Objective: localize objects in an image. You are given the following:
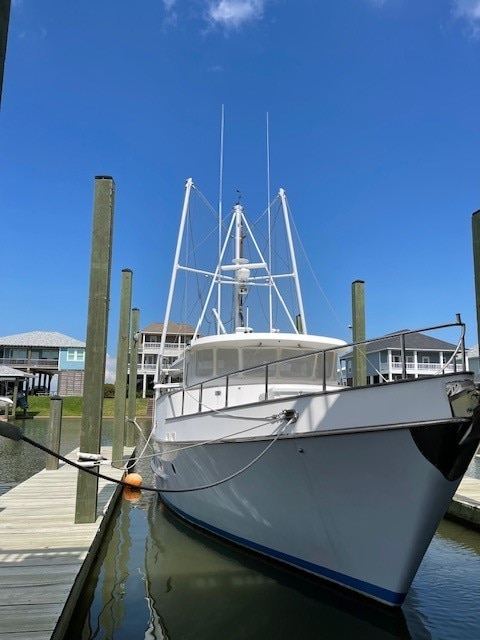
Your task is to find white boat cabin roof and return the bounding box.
[185,332,346,352]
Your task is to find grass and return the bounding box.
[19,396,149,418]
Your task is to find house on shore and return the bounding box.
[0,331,86,396]
[340,331,460,386]
[466,345,480,384]
[134,322,195,397]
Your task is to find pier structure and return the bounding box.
[447,470,480,530]
[0,446,133,639]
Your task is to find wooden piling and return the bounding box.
[75,176,115,524]
[46,396,63,470]
[126,307,140,447]
[471,210,480,348]
[352,280,366,387]
[112,269,133,468]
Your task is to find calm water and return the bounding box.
[2,419,480,639]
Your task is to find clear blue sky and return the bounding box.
[1,0,480,362]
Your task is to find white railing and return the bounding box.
[380,362,456,374]
[141,341,185,353]
[139,363,157,371]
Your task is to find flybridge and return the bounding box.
[157,179,309,375]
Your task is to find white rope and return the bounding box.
[129,411,289,463]
[152,413,296,493]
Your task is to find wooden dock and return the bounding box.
[0,447,132,640]
[448,472,480,530]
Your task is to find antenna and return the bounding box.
[217,104,225,334]
[266,112,273,332]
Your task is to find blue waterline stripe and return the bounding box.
[161,495,405,606]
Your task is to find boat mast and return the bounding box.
[266,112,273,332]
[233,202,249,331]
[217,105,225,335]
[156,178,194,382]
[279,188,307,334]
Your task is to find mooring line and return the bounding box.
[0,409,297,494]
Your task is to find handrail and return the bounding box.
[160,319,467,413]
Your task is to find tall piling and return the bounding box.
[75,176,115,524]
[352,280,366,387]
[126,307,140,447]
[112,269,133,468]
[472,210,480,348]
[46,396,63,470]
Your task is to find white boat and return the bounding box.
[151,178,480,606]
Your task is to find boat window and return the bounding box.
[195,349,214,379]
[279,349,314,379]
[314,352,336,381]
[243,348,278,377]
[216,348,239,376]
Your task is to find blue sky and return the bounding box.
[1,0,480,365]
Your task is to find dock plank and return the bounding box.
[0,447,133,640]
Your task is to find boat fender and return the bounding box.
[124,473,143,487]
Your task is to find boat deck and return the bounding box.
[0,447,132,640]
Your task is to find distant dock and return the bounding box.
[447,463,480,530]
[0,447,132,640]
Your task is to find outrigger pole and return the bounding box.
[156,178,194,383]
[279,188,307,334]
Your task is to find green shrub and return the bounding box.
[104,384,115,398]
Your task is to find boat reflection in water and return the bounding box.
[144,501,412,640]
[70,484,413,640]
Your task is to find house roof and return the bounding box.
[343,331,457,358]
[0,365,34,379]
[0,331,85,348]
[141,322,196,335]
[467,345,479,358]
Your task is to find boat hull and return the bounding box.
[152,374,480,606]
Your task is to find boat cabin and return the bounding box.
[169,333,345,388]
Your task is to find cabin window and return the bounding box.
[216,349,239,376]
[243,348,278,377]
[314,353,337,381]
[279,349,314,379]
[195,349,214,378]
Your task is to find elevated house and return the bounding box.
[0,331,86,396]
[340,331,460,386]
[466,345,480,384]
[134,322,195,397]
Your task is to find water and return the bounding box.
[2,419,480,639]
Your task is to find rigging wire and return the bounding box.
[288,209,349,338]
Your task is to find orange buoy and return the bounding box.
[124,472,143,487]
[123,486,141,502]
